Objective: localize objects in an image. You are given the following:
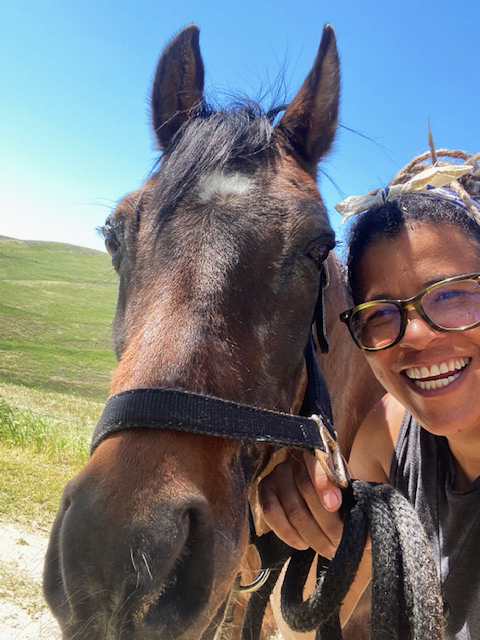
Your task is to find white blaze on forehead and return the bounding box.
[198,170,253,203]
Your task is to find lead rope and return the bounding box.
[242,480,444,640]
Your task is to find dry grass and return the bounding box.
[0,563,46,618]
[0,383,100,527]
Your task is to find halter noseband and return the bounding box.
[90,264,348,489]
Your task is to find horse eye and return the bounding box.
[104,232,120,257]
[308,243,332,267]
[105,236,119,257]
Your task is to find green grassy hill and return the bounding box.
[0,236,118,401]
[0,236,119,526]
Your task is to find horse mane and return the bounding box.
[151,101,283,220]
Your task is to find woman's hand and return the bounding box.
[257,451,344,557]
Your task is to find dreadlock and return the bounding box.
[346,147,480,303]
[391,148,480,213]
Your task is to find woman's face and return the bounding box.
[358,222,480,440]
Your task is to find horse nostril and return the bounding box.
[142,500,215,635]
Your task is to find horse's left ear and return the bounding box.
[277,25,340,167]
[152,24,205,150]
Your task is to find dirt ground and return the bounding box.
[0,520,61,639]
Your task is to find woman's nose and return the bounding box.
[399,309,441,349]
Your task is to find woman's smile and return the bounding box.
[402,356,471,391]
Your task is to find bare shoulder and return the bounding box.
[348,393,405,483]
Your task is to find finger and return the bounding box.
[296,453,344,549]
[258,458,335,552]
[258,456,341,556]
[259,479,338,556]
[258,480,309,550]
[303,452,343,511]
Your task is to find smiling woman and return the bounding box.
[259,149,480,640]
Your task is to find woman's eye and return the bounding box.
[367,307,398,326]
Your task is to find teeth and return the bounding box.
[413,371,461,390]
[405,358,471,382]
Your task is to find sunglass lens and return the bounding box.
[423,280,480,329]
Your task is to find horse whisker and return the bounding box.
[129,547,138,572]
[141,552,154,582]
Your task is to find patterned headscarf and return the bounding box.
[336,148,480,225]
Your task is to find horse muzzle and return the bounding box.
[43,435,242,640]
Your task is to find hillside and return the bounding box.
[0,236,118,401]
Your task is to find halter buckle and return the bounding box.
[311,414,350,489]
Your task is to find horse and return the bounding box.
[43,24,381,640]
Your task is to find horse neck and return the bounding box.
[318,254,384,457]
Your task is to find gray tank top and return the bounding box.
[390,413,480,640]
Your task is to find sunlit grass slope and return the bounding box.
[0,382,103,526]
[0,236,117,400]
[0,236,118,525]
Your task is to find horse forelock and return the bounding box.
[149,103,280,222]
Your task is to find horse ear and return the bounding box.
[152,25,205,149]
[277,24,340,167]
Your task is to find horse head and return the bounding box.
[44,24,340,640]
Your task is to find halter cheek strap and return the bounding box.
[315,262,330,355]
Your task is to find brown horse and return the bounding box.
[44,25,381,640]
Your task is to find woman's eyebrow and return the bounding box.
[364,275,463,303]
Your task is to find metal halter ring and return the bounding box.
[238,568,271,593]
[311,414,350,489]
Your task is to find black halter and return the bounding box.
[91,264,347,486]
[91,380,331,455]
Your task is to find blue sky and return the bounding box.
[1,1,479,252]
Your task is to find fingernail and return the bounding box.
[293,541,309,551]
[323,489,340,510]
